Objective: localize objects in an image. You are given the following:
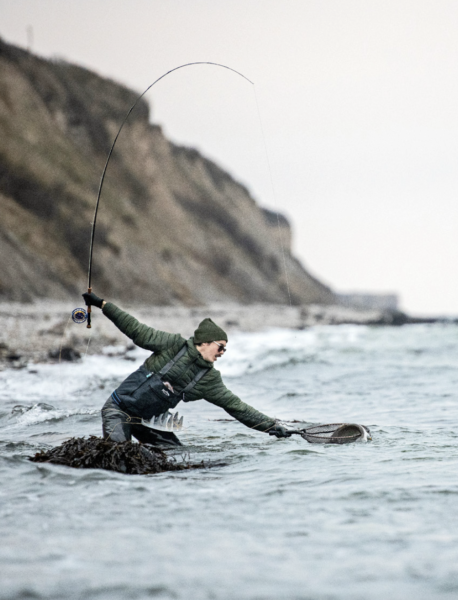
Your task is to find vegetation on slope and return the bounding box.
[0,38,334,305]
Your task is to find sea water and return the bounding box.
[1,323,458,600]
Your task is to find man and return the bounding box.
[83,292,290,446]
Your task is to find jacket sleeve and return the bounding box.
[102,302,184,352]
[202,370,276,432]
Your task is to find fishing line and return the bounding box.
[58,310,91,401]
[252,86,293,307]
[82,61,294,327]
[83,332,92,359]
[58,315,72,401]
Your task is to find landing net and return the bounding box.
[299,423,371,444]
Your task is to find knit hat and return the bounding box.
[194,318,228,344]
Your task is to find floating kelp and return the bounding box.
[29,436,202,475]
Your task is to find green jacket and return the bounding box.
[103,302,276,432]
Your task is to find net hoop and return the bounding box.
[301,423,371,444]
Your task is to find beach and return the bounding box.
[0,299,416,369]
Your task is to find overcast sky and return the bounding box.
[2,0,457,315]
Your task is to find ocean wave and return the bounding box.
[6,403,98,428]
[218,325,367,377]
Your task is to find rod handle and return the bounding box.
[86,287,92,329]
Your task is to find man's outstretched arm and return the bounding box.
[82,292,183,352]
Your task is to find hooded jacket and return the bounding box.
[102,302,276,432]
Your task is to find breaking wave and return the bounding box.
[6,403,98,428]
[218,325,367,377]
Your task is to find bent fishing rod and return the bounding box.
[84,62,254,328]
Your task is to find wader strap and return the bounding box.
[180,368,209,396]
[154,343,208,396]
[172,355,198,381]
[158,344,188,377]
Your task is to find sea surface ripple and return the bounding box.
[1,323,458,600]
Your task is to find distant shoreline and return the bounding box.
[0,300,454,370]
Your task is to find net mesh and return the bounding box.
[300,423,369,444]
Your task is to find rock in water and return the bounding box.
[29,436,199,475]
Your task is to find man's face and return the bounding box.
[197,340,227,363]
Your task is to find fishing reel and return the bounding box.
[72,308,88,324]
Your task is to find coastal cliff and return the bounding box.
[0,39,335,306]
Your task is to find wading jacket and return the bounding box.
[103,302,276,432]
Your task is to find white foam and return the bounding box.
[217,325,367,377]
[6,403,98,429]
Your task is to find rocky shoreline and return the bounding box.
[0,299,450,370]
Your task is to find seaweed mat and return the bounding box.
[29,436,203,475]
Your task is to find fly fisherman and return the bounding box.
[83,292,291,446]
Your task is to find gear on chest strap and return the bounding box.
[157,344,209,397]
[111,342,210,420]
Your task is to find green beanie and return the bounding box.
[194,318,228,344]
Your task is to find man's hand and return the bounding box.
[268,422,292,438]
[82,291,104,309]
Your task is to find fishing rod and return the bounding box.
[83,62,254,328]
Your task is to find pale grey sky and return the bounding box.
[2,0,457,315]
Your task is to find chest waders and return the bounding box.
[111,344,209,420]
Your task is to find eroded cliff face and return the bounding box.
[0,39,335,305]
